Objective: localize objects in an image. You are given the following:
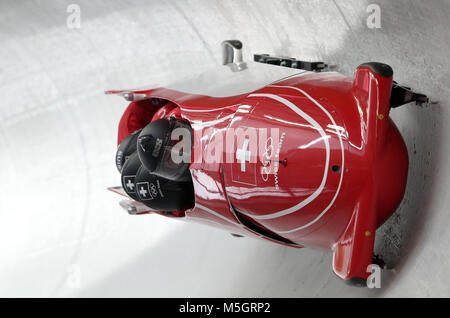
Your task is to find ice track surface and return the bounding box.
[0,0,449,297]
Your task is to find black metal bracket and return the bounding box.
[390,81,429,108]
[254,53,327,72]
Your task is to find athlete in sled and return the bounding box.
[107,40,428,286]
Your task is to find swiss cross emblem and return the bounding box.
[231,132,257,186]
[136,182,154,201]
[236,139,251,172]
[123,176,136,193]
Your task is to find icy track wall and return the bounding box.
[0,0,448,297]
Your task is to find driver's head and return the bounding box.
[137,118,192,182]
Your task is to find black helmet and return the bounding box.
[121,151,195,211]
[120,151,142,202]
[137,118,192,182]
[134,165,194,211]
[115,129,141,172]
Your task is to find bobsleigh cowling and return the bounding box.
[107,41,424,285]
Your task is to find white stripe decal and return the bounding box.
[238,93,330,220]
[180,104,239,113]
[184,83,345,233]
[191,113,235,129]
[272,70,313,83]
[266,85,345,233]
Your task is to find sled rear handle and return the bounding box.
[222,40,243,65]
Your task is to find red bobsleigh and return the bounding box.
[107,41,428,285]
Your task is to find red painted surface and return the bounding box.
[151,102,176,122]
[109,64,408,281]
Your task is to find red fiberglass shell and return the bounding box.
[108,62,408,281]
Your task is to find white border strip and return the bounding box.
[191,113,235,129]
[180,104,239,113]
[184,84,345,233]
[237,93,331,220]
[266,85,345,233]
